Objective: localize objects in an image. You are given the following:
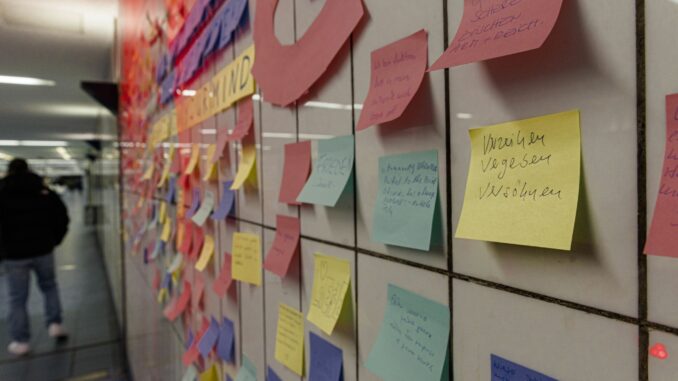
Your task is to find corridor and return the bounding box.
[0,192,127,380]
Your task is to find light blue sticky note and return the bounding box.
[296,135,354,207]
[235,355,257,381]
[491,354,557,381]
[372,150,439,251]
[366,284,450,381]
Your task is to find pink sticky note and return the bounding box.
[213,252,234,297]
[357,30,428,131]
[179,221,194,256]
[193,274,206,312]
[429,0,563,70]
[164,281,192,321]
[279,141,312,205]
[190,227,205,261]
[251,0,364,106]
[212,126,231,164]
[263,215,300,277]
[645,94,678,258]
[229,97,254,141]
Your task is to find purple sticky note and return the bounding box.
[267,367,282,381]
[216,317,235,363]
[491,355,557,381]
[186,188,202,218]
[166,177,176,203]
[211,181,236,220]
[160,273,172,291]
[226,376,233,381]
[309,332,343,381]
[198,317,221,357]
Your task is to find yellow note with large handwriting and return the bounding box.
[185,144,201,175]
[307,253,351,335]
[230,144,257,190]
[274,303,305,376]
[231,232,262,286]
[195,234,215,271]
[456,110,581,250]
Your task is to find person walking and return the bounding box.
[0,158,70,356]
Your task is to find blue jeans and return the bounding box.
[4,254,63,342]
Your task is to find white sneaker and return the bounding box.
[48,323,68,339]
[7,341,30,356]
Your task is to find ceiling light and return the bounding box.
[55,147,72,161]
[181,89,196,97]
[456,113,473,120]
[0,140,20,146]
[201,129,216,135]
[0,75,55,86]
[22,140,68,147]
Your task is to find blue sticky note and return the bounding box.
[267,367,282,381]
[217,0,249,50]
[166,177,176,203]
[372,150,439,251]
[212,181,236,220]
[185,330,194,350]
[366,284,450,381]
[198,317,221,357]
[491,355,557,381]
[309,332,343,381]
[297,135,355,207]
[160,273,172,293]
[227,376,233,381]
[186,188,201,218]
[216,317,235,363]
[235,355,257,381]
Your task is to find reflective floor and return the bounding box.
[0,192,127,380]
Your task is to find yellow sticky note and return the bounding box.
[199,364,219,381]
[203,144,218,181]
[195,234,215,271]
[161,218,172,242]
[307,253,351,335]
[157,288,168,304]
[185,143,201,175]
[456,110,581,250]
[231,232,261,286]
[159,201,167,224]
[230,144,257,190]
[142,164,154,180]
[157,161,171,188]
[274,303,305,376]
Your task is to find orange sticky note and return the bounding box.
[264,215,300,277]
[645,94,678,258]
[279,141,312,205]
[251,0,364,106]
[357,29,428,131]
[430,0,563,70]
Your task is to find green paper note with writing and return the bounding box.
[366,284,450,381]
[296,135,354,207]
[235,355,257,381]
[373,150,439,251]
[455,110,581,250]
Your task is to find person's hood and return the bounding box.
[0,172,46,195]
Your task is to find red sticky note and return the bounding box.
[213,252,234,297]
[179,221,194,256]
[278,141,312,205]
[182,318,210,366]
[251,0,364,106]
[263,215,300,277]
[229,97,254,141]
[164,281,192,321]
[429,0,563,70]
[190,227,205,261]
[645,94,678,258]
[357,30,428,131]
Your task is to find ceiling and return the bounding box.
[0,0,118,162]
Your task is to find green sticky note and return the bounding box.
[373,150,439,250]
[296,135,354,207]
[235,355,257,381]
[366,284,450,381]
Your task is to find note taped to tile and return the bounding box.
[231,232,262,286]
[491,354,557,381]
[357,29,428,131]
[274,303,305,376]
[297,135,354,207]
[185,143,201,174]
[235,355,257,381]
[430,0,563,70]
[211,181,236,220]
[230,144,257,190]
[307,253,351,335]
[213,252,234,297]
[195,234,215,271]
[455,110,581,250]
[279,141,312,205]
[366,284,450,381]
[216,317,235,363]
[309,331,343,381]
[191,190,215,226]
[645,94,678,258]
[263,215,300,277]
[373,149,439,251]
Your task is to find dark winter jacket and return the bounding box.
[0,172,70,260]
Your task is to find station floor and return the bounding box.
[0,192,127,380]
